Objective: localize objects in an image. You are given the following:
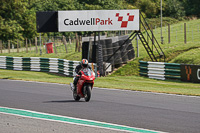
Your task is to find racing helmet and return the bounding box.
[81,59,88,68]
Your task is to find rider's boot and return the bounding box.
[73,84,77,92]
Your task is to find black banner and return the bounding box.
[192,65,200,83]
[181,64,200,83]
[36,11,58,32]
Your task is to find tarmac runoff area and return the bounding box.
[0,113,127,133]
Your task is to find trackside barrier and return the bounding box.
[139,61,181,80]
[0,56,97,77]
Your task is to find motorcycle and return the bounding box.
[70,68,95,102]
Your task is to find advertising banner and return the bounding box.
[181,64,200,83]
[192,65,200,83]
[181,65,193,82]
[58,10,140,32]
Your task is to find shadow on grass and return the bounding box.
[2,77,12,79]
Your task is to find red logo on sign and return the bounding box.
[116,13,134,28]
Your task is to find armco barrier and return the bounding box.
[0,56,97,77]
[139,61,181,80]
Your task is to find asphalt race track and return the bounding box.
[0,79,200,133]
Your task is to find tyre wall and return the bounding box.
[82,35,135,71]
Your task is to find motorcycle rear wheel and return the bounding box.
[84,85,91,102]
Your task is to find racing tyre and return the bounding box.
[84,85,91,102]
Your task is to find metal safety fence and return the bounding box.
[0,56,97,77]
[139,61,181,80]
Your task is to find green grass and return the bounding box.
[0,69,199,96]
[95,76,200,96]
[0,69,71,84]
[170,47,200,65]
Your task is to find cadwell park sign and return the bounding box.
[58,10,139,32]
[36,10,140,32]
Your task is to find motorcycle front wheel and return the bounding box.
[84,85,91,102]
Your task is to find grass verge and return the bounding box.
[0,69,199,96]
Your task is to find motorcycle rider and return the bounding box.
[73,59,92,91]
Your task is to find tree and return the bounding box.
[135,0,160,18]
[181,0,200,17]
[31,0,82,11]
[78,0,124,10]
[164,0,185,19]
[0,0,37,41]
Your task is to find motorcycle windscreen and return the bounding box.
[82,68,92,76]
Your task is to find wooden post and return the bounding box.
[8,40,10,53]
[63,36,67,53]
[0,40,2,53]
[53,39,57,54]
[75,33,79,52]
[168,24,170,44]
[17,39,19,53]
[43,37,47,53]
[184,23,187,44]
[53,37,57,54]
[35,37,38,53]
[23,39,25,52]
[69,37,71,44]
[44,37,47,54]
[29,39,32,51]
[26,38,28,53]
[78,35,81,52]
[19,40,21,50]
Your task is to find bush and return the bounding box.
[146,17,179,28]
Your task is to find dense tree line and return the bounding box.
[0,0,199,42]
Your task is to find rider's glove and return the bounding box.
[76,75,80,77]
